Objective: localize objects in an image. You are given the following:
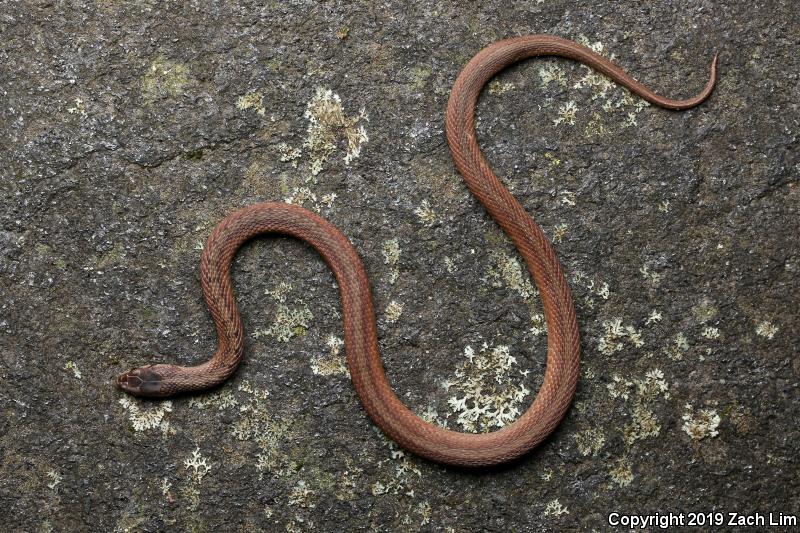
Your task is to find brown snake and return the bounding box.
[117,35,717,467]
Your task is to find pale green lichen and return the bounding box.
[66,97,86,117]
[254,284,314,342]
[118,397,173,434]
[664,332,690,360]
[382,238,401,284]
[560,190,577,206]
[488,249,537,300]
[140,56,190,101]
[445,343,530,432]
[639,263,662,286]
[692,299,719,323]
[646,310,663,325]
[574,428,606,457]
[543,499,569,517]
[64,360,81,379]
[413,199,437,226]
[607,374,634,400]
[539,63,567,87]
[310,335,348,377]
[384,300,404,323]
[288,480,315,508]
[701,326,721,340]
[183,447,212,483]
[552,223,569,243]
[46,470,61,491]
[236,91,266,116]
[277,142,302,164]
[303,87,368,173]
[487,79,516,95]
[597,318,644,356]
[755,320,778,339]
[609,458,634,487]
[682,405,721,440]
[553,101,578,126]
[188,389,239,410]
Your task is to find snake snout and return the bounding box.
[116,366,164,397]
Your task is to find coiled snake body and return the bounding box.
[117,35,717,467]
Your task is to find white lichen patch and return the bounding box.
[446,343,530,432]
[253,302,314,343]
[64,360,81,379]
[288,480,315,508]
[382,238,402,285]
[552,223,569,243]
[230,381,294,478]
[574,428,606,457]
[553,101,578,126]
[46,470,62,490]
[487,79,516,95]
[682,405,721,440]
[607,374,633,400]
[188,389,239,411]
[277,142,302,164]
[413,199,437,226]
[543,499,569,517]
[560,190,577,206]
[372,442,423,498]
[646,310,663,325]
[184,447,212,483]
[539,63,567,87]
[755,320,778,339]
[284,186,317,207]
[639,263,661,286]
[236,91,266,116]
[310,335,348,377]
[609,369,670,445]
[303,87,368,174]
[609,458,634,487]
[66,97,86,117]
[530,312,546,337]
[701,326,721,340]
[488,249,537,300]
[597,318,644,356]
[664,332,690,360]
[384,300,404,323]
[118,397,173,434]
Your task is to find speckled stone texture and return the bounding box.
[1,1,797,531]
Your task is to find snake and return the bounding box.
[117,35,717,467]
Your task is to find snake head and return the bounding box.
[116,366,165,397]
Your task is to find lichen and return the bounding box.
[575,428,606,457]
[755,320,778,339]
[140,56,190,101]
[609,458,634,487]
[118,397,173,434]
[183,447,212,483]
[310,335,348,377]
[487,249,536,300]
[445,343,530,432]
[413,199,437,226]
[682,405,721,440]
[382,238,401,284]
[543,499,569,517]
[236,91,266,116]
[384,301,404,323]
[597,318,644,356]
[303,87,368,173]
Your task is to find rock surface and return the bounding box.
[1,1,797,531]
